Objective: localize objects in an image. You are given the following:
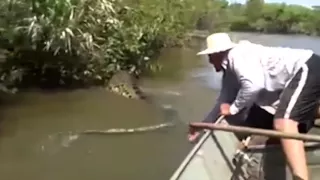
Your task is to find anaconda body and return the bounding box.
[81,122,175,134]
[94,70,177,135]
[106,70,147,100]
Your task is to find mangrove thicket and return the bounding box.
[0,0,319,94]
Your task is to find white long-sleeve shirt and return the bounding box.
[226,41,313,115]
[202,65,279,123]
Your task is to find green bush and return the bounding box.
[0,0,203,91]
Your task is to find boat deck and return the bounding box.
[170,118,320,180]
[233,120,320,180]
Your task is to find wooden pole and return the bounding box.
[215,115,225,124]
[189,122,320,142]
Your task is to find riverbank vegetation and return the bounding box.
[0,0,212,93]
[228,0,320,36]
[197,0,320,36]
[0,0,319,94]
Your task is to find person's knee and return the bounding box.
[273,118,299,132]
[273,118,285,131]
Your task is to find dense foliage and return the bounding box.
[0,0,319,94]
[0,0,213,92]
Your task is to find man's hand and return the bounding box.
[220,103,231,116]
[188,125,202,143]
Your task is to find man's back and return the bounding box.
[228,41,313,91]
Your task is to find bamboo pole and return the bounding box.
[189,122,320,142]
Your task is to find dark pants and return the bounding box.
[244,104,274,130]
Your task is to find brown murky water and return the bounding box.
[1,33,320,180]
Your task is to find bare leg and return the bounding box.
[274,118,309,180]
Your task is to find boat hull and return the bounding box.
[171,120,320,180]
[170,126,242,180]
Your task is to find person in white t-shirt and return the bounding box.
[190,32,320,180]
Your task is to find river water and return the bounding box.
[1,32,320,180]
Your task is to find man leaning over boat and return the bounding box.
[189,32,320,180]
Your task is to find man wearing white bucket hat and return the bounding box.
[190,32,320,180]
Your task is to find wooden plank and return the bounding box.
[190,122,320,142]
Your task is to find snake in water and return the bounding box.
[79,70,178,135]
[39,71,180,152]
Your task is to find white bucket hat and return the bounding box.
[197,33,237,55]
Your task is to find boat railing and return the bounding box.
[170,116,226,180]
[170,130,212,180]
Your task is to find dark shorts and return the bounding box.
[245,104,312,133]
[273,53,320,132]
